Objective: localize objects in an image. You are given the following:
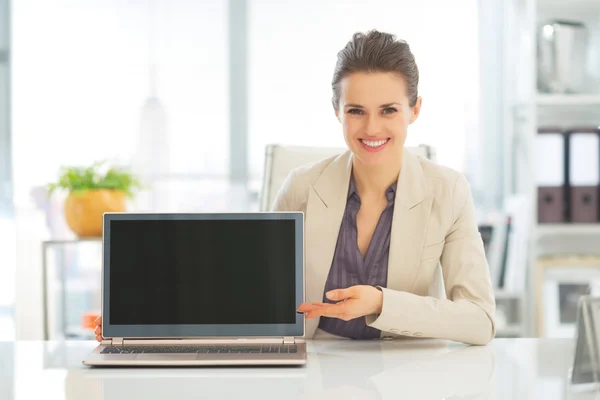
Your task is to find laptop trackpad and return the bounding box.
[135,354,197,361]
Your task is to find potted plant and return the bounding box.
[47,161,142,237]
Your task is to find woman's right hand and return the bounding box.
[94,316,103,342]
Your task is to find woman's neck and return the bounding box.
[352,154,402,199]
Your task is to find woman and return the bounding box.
[95,30,495,345]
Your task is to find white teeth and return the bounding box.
[361,139,388,148]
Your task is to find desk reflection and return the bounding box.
[304,340,494,399]
[62,340,495,400]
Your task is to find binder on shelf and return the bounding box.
[536,128,567,223]
[567,128,600,223]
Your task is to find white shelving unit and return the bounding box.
[537,224,600,237]
[504,0,600,338]
[536,94,600,106]
[499,325,525,336]
[539,0,600,12]
[495,289,528,338]
[495,290,526,300]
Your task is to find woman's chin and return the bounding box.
[352,152,391,168]
[351,147,400,167]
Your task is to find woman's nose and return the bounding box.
[364,115,383,136]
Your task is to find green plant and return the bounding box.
[47,161,143,198]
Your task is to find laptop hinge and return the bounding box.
[111,338,124,346]
[283,336,295,344]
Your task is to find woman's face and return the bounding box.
[335,72,421,168]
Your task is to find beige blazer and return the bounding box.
[272,149,496,345]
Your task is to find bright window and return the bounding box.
[11,0,229,211]
[248,0,479,178]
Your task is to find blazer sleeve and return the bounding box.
[366,174,496,345]
[270,170,297,212]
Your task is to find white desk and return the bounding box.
[0,339,597,399]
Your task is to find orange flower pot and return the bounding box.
[64,189,126,237]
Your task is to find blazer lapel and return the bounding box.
[387,150,433,293]
[304,151,352,337]
[303,149,432,338]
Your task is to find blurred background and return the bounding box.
[0,0,599,347]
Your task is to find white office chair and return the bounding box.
[258,143,446,301]
[259,144,436,212]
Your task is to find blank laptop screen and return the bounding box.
[108,219,296,325]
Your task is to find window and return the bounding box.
[248,0,480,181]
[11,0,229,213]
[11,0,231,341]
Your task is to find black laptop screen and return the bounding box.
[108,219,296,325]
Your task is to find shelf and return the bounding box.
[538,0,600,12]
[496,325,523,337]
[536,255,600,267]
[537,224,600,237]
[537,94,600,106]
[495,290,525,300]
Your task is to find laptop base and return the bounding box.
[83,343,307,367]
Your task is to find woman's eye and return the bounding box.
[382,107,397,115]
[347,108,364,115]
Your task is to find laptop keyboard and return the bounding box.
[101,344,298,355]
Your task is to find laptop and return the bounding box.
[83,212,307,367]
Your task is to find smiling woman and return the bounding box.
[273,30,496,345]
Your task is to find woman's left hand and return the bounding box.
[297,285,383,321]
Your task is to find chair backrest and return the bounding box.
[259,144,436,212]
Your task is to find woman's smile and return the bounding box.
[358,138,390,152]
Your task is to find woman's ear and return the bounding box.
[409,96,422,125]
